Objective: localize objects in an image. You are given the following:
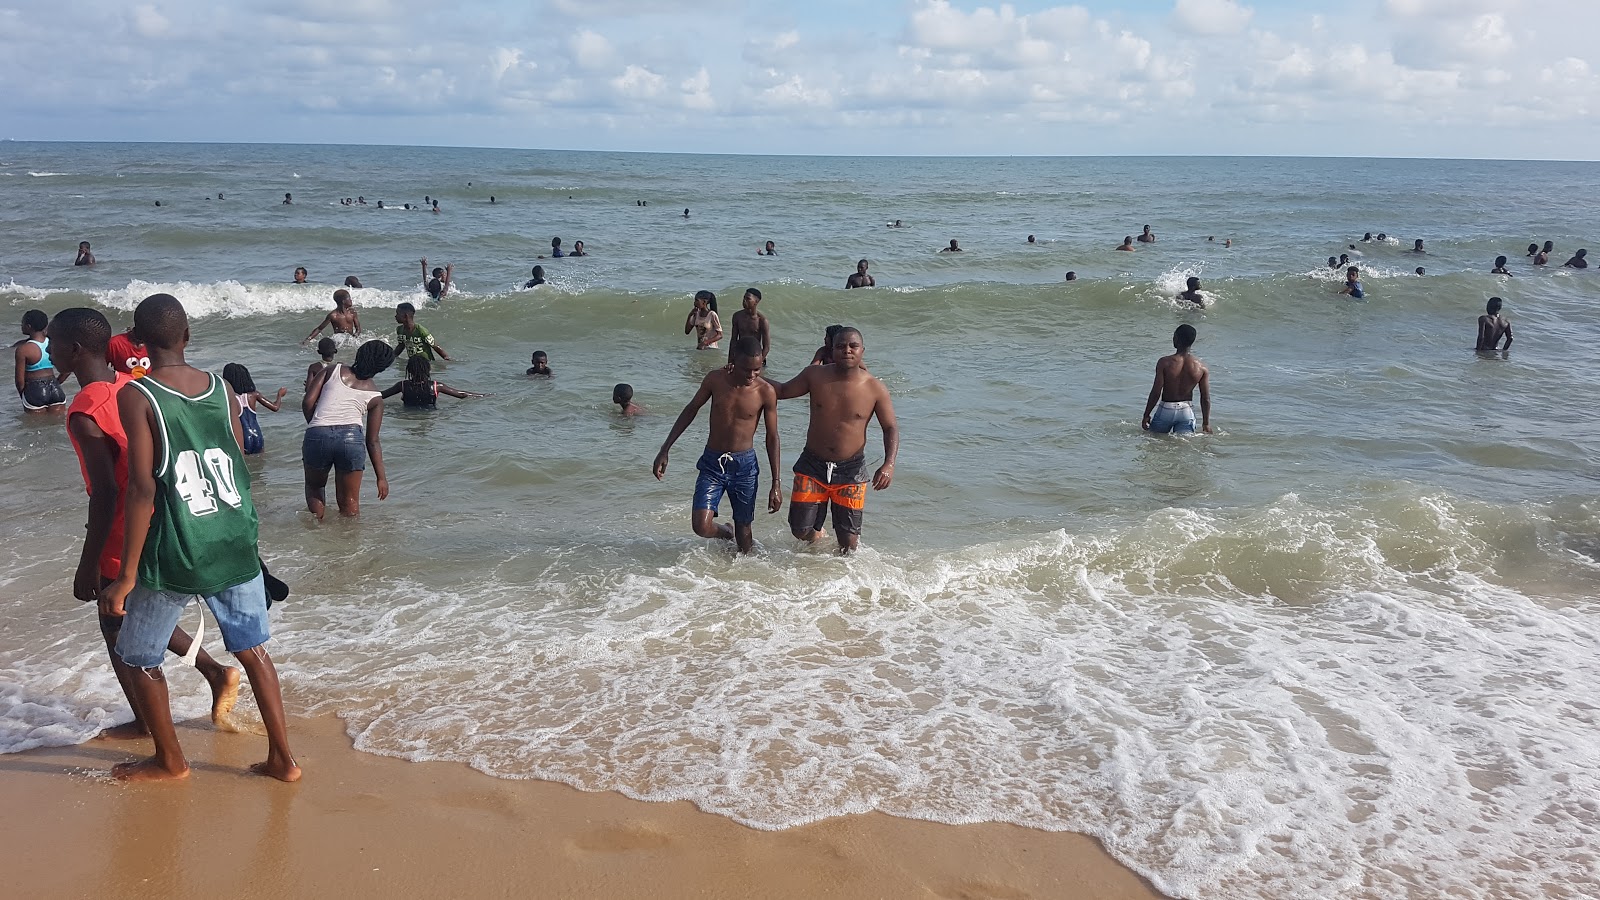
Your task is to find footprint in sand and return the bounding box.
[569,824,671,853]
[935,881,1031,900]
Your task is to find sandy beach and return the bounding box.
[0,714,1165,900]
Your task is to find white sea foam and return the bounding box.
[86,280,432,318]
[27,171,70,177]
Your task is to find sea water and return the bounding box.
[2,144,1598,898]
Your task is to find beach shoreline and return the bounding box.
[0,712,1167,900]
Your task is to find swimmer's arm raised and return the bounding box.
[366,398,388,500]
[68,413,117,603]
[653,376,714,479]
[872,384,898,490]
[103,386,158,617]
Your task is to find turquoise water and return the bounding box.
[2,143,1598,898]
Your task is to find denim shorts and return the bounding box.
[303,424,366,473]
[1148,401,1196,434]
[694,447,759,525]
[115,571,270,669]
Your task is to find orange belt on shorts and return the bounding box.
[792,473,866,509]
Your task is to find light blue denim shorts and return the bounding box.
[115,571,269,669]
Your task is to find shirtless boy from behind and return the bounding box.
[1142,324,1212,435]
[769,327,898,554]
[303,289,360,344]
[652,337,782,554]
[1476,297,1513,353]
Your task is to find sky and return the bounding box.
[2,0,1596,159]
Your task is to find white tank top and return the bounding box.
[308,365,379,428]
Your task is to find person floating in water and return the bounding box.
[221,363,287,455]
[283,193,293,205]
[293,267,309,284]
[303,289,361,344]
[683,209,690,218]
[47,306,241,742]
[846,259,875,289]
[1115,236,1135,252]
[1064,271,1077,281]
[888,220,903,228]
[1526,242,1539,258]
[1142,324,1212,435]
[1415,267,1426,276]
[652,336,782,554]
[940,239,962,253]
[1341,266,1365,299]
[393,302,450,360]
[382,356,487,409]
[570,241,587,257]
[1327,256,1340,270]
[767,327,898,554]
[1492,255,1513,276]
[1412,239,1426,253]
[527,350,552,377]
[1027,235,1036,244]
[101,292,300,782]
[1563,249,1588,268]
[524,265,546,288]
[15,309,67,411]
[75,241,96,266]
[1476,297,1513,353]
[1179,276,1206,307]
[614,383,644,416]
[1535,241,1553,265]
[344,276,363,289]
[543,238,564,259]
[421,258,452,300]
[727,288,770,363]
[759,241,776,256]
[686,291,722,350]
[1137,225,1156,243]
[1361,233,1374,242]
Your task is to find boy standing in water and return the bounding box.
[727,288,770,363]
[303,288,361,343]
[1142,324,1212,435]
[1476,297,1514,353]
[652,337,782,554]
[613,384,644,416]
[101,293,299,782]
[394,302,451,360]
[48,307,240,741]
[421,258,452,300]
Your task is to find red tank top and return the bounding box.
[67,374,133,579]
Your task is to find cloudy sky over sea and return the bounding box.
[2,0,1594,158]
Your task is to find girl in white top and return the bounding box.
[300,340,395,519]
[684,291,722,350]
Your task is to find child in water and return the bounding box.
[221,363,287,455]
[1340,266,1365,299]
[305,337,337,391]
[527,350,552,377]
[382,356,487,409]
[613,383,644,416]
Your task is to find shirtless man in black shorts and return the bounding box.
[768,327,898,553]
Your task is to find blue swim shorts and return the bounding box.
[693,447,759,525]
[115,571,270,669]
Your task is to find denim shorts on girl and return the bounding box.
[115,571,270,669]
[303,424,366,473]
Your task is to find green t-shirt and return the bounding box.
[397,323,434,359]
[129,373,260,595]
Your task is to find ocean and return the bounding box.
[2,142,1598,898]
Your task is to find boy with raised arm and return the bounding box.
[653,337,782,554]
[421,257,453,300]
[48,307,240,740]
[303,288,361,343]
[768,327,898,554]
[100,293,299,783]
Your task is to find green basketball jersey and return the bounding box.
[129,372,261,595]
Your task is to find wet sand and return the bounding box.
[0,714,1166,900]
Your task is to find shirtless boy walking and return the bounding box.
[727,288,770,363]
[303,289,361,344]
[1476,297,1514,353]
[653,337,782,554]
[1142,324,1212,435]
[769,327,898,553]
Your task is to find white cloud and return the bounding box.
[570,30,617,71]
[1171,0,1253,37]
[611,64,664,99]
[132,5,170,38]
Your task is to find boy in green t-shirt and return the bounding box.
[101,293,300,783]
[393,302,450,360]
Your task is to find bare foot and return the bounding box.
[715,523,734,540]
[250,757,303,783]
[208,666,242,727]
[95,721,151,741]
[112,757,190,782]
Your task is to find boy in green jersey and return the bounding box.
[101,293,300,783]
[393,302,450,361]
